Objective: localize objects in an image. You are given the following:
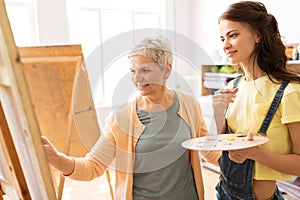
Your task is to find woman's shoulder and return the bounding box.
[107,102,134,132]
[174,90,201,113]
[174,89,197,101]
[225,75,243,89]
[285,81,300,95]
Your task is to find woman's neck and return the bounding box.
[242,64,266,81]
[138,89,174,112]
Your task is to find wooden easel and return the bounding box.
[0,0,56,199]
[0,0,113,199]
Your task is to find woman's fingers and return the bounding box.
[41,135,50,145]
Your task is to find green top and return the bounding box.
[133,93,198,200]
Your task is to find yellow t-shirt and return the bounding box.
[225,76,300,180]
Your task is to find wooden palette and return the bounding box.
[182,134,269,151]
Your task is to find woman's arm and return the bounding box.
[41,136,75,175]
[229,122,300,176]
[42,112,117,179]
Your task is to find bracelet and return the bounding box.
[63,157,75,176]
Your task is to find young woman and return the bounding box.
[213,1,300,199]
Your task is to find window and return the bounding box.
[5,0,38,46]
[65,0,168,107]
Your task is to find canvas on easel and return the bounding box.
[18,45,98,158]
[18,45,108,199]
[0,0,56,199]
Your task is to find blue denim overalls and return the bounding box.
[216,76,289,200]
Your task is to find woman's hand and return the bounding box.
[41,136,61,165]
[212,88,238,134]
[212,87,239,111]
[228,146,258,163]
[228,132,258,163]
[41,136,74,175]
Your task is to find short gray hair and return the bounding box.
[129,36,173,68]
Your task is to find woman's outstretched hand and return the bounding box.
[41,136,60,164]
[41,136,75,175]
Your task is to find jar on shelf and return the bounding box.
[285,45,293,60]
[292,47,299,60]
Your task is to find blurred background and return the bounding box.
[5,0,300,106]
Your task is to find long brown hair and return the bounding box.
[219,1,300,83]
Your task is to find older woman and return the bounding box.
[42,36,219,200]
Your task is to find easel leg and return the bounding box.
[56,110,74,200]
[0,183,4,200]
[57,176,65,200]
[0,102,31,200]
[106,170,114,200]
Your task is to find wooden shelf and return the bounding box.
[287,61,300,73]
[204,72,240,78]
[202,65,241,95]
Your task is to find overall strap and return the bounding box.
[258,82,289,136]
[225,76,242,133]
[233,75,242,89]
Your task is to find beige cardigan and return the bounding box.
[68,90,220,200]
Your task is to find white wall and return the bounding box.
[9,0,300,60]
[6,0,300,98]
[193,0,300,62]
[36,0,68,45]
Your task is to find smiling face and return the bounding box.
[219,20,260,66]
[130,55,170,96]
